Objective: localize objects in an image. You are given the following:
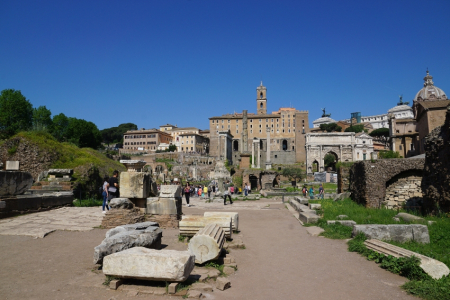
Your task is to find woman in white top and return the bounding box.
[102,176,109,213]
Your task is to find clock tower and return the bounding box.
[256,81,267,115]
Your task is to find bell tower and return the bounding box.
[256,81,267,115]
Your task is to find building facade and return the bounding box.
[208,82,310,165]
[122,128,173,152]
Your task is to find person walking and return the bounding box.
[319,184,324,199]
[223,180,233,205]
[198,186,202,198]
[203,185,208,198]
[184,183,191,207]
[102,175,109,213]
[107,170,119,201]
[244,183,249,196]
[207,184,212,198]
[309,186,315,200]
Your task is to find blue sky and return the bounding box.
[1,0,449,130]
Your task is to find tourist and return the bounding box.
[207,184,212,198]
[319,184,324,199]
[184,183,191,207]
[309,186,315,200]
[203,185,208,198]
[230,185,234,195]
[244,183,249,196]
[195,186,198,197]
[198,186,202,197]
[223,180,233,205]
[302,186,307,197]
[107,170,119,201]
[102,175,109,213]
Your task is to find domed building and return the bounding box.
[412,70,449,153]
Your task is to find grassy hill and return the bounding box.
[0,131,126,197]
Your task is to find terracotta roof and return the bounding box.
[418,100,450,109]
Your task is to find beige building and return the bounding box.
[122,128,173,153]
[179,133,209,154]
[209,82,310,165]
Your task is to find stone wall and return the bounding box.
[349,158,424,208]
[0,193,74,218]
[337,166,351,193]
[422,108,450,212]
[101,208,145,229]
[383,173,423,209]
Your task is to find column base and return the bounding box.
[265,163,272,170]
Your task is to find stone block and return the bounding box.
[190,282,213,292]
[327,220,356,227]
[299,212,319,224]
[103,247,195,282]
[94,227,162,264]
[395,213,425,223]
[159,185,182,198]
[48,169,73,175]
[6,161,19,170]
[0,171,33,196]
[216,277,231,291]
[168,282,179,294]
[352,224,430,243]
[146,197,181,215]
[309,203,321,210]
[187,290,202,298]
[109,198,134,209]
[204,212,239,231]
[223,266,235,275]
[120,172,153,199]
[109,279,123,290]
[105,221,159,238]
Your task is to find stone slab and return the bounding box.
[159,185,182,198]
[352,224,430,243]
[327,220,356,227]
[299,212,319,224]
[216,277,231,291]
[309,203,321,210]
[47,169,73,175]
[5,161,19,170]
[204,212,239,231]
[103,247,195,282]
[0,171,33,196]
[120,172,153,199]
[306,226,325,236]
[146,197,181,215]
[364,239,449,279]
[395,213,425,223]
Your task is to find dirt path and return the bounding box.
[0,199,417,300]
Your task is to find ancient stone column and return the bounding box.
[188,223,225,264]
[179,216,232,238]
[266,127,272,170]
[242,110,248,152]
[204,212,239,231]
[251,141,255,168]
[257,140,261,168]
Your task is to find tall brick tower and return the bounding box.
[256,81,267,115]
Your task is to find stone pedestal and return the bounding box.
[146,197,181,215]
[120,172,153,199]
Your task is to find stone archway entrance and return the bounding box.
[312,160,319,173]
[249,175,258,190]
[324,151,338,172]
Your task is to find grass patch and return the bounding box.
[205,261,225,276]
[103,275,118,286]
[73,198,103,207]
[178,234,186,242]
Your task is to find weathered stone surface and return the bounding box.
[365,239,450,279]
[223,266,235,275]
[103,247,195,282]
[48,169,73,175]
[299,212,319,224]
[306,226,324,236]
[146,197,181,215]
[294,196,309,205]
[187,290,202,298]
[159,185,182,198]
[333,192,351,201]
[327,220,356,227]
[422,109,450,213]
[109,198,134,209]
[180,216,232,238]
[105,221,159,238]
[309,203,321,210]
[168,283,179,294]
[190,282,213,292]
[352,224,430,243]
[0,171,33,196]
[216,277,231,291]
[349,159,424,208]
[101,207,145,229]
[119,172,153,199]
[146,214,179,229]
[94,227,162,264]
[188,224,225,264]
[204,212,239,231]
[395,212,425,223]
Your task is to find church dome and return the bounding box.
[414,71,447,101]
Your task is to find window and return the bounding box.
[250,125,253,128]
[260,102,263,108]
[399,145,403,150]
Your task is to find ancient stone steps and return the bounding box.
[364,239,450,279]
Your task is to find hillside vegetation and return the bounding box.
[0,131,126,196]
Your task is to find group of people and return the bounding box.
[302,184,324,200]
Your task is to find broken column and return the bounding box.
[188,223,225,264]
[103,247,195,282]
[179,215,232,238]
[203,212,239,231]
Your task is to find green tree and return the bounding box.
[32,105,53,131]
[100,123,137,144]
[281,167,303,185]
[320,123,342,132]
[324,153,336,167]
[369,128,389,138]
[66,117,102,149]
[378,150,401,159]
[168,144,177,152]
[0,89,33,139]
[51,113,69,141]
[345,124,365,133]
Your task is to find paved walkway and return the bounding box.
[0,207,103,238]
